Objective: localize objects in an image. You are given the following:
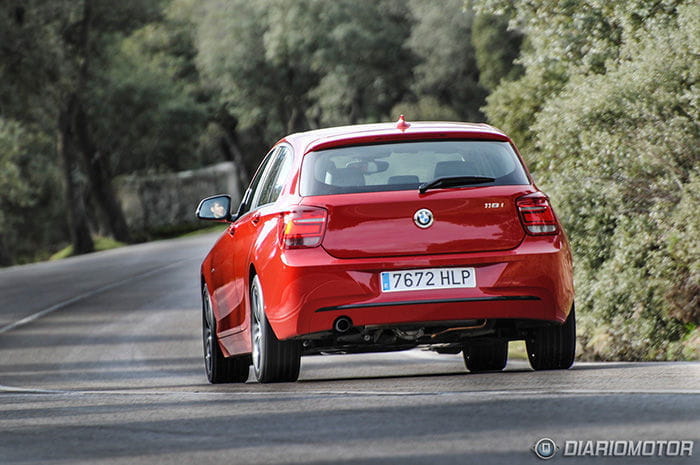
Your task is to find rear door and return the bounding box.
[216,145,295,334]
[210,146,281,333]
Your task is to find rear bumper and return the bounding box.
[259,234,574,340]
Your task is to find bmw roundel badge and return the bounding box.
[413,208,434,229]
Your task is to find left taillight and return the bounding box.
[281,207,328,249]
[516,194,559,235]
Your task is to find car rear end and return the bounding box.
[264,127,574,361]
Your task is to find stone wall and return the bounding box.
[115,162,240,233]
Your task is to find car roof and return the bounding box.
[279,120,511,155]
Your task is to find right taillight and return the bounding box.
[517,194,559,235]
[281,207,328,249]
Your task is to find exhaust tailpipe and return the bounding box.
[333,316,353,333]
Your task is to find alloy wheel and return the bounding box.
[251,276,264,375]
[202,288,215,379]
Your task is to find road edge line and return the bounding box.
[0,259,189,335]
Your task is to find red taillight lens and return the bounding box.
[281,207,328,249]
[517,195,558,235]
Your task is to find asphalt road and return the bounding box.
[1,233,698,465]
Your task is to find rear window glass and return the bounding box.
[299,140,530,196]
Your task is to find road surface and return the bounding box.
[1,234,698,464]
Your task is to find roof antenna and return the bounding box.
[396,114,411,131]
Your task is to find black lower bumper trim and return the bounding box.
[315,295,540,313]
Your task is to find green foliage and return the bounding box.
[470,7,523,91]
[196,0,309,139]
[0,119,66,265]
[0,0,184,254]
[478,0,687,151]
[307,0,415,126]
[483,66,566,155]
[1,1,163,118]
[88,9,208,175]
[495,0,699,360]
[196,0,415,140]
[406,0,486,121]
[476,0,683,75]
[391,97,461,122]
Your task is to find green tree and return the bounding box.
[533,3,699,359]
[196,0,314,143]
[0,119,64,265]
[89,3,208,176]
[480,0,698,360]
[306,0,415,126]
[478,0,685,153]
[470,7,523,92]
[196,0,415,154]
[0,1,165,253]
[1,1,94,253]
[391,97,461,122]
[404,0,486,121]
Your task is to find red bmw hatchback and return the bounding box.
[196,118,575,383]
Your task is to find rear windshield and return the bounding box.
[300,140,530,196]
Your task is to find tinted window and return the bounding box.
[237,147,278,216]
[299,140,529,196]
[254,146,293,207]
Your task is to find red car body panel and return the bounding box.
[314,187,528,258]
[261,233,573,340]
[200,122,574,358]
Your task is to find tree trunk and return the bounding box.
[0,240,11,267]
[70,0,130,243]
[349,94,361,125]
[58,102,94,255]
[287,106,308,134]
[74,103,131,242]
[216,111,250,188]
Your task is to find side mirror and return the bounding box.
[196,194,232,221]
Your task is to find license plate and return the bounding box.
[380,267,476,292]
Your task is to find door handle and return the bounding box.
[251,213,261,226]
[227,224,236,236]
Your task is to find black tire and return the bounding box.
[250,275,301,383]
[526,304,576,370]
[462,339,508,372]
[202,285,251,383]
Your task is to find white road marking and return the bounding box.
[0,259,188,335]
[1,384,698,397]
[0,385,66,394]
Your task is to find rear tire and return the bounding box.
[202,286,250,383]
[526,304,576,370]
[250,275,301,383]
[462,339,508,372]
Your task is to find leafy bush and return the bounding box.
[530,3,699,360]
[0,119,66,265]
